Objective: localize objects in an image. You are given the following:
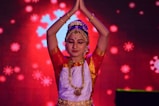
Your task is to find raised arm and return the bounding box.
[79,0,109,52]
[46,0,80,53]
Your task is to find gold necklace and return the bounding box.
[68,59,85,96]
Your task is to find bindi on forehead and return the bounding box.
[69,33,84,39]
[68,38,85,42]
[72,36,79,40]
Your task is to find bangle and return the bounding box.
[66,13,70,18]
[60,17,65,23]
[89,13,94,22]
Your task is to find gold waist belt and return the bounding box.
[57,98,93,106]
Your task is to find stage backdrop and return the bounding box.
[0,0,159,106]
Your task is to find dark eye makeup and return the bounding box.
[67,39,86,44]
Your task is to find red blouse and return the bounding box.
[49,46,105,90]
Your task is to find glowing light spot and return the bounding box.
[36,43,42,49]
[41,76,52,87]
[32,63,39,69]
[46,59,51,65]
[110,46,118,55]
[123,41,134,52]
[145,86,153,91]
[129,2,136,9]
[139,10,144,15]
[30,14,39,22]
[3,66,14,76]
[106,89,113,95]
[10,19,16,24]
[17,74,25,81]
[32,70,43,80]
[92,27,97,33]
[109,25,118,32]
[0,27,4,34]
[25,5,33,13]
[32,0,39,3]
[10,42,20,52]
[24,0,31,3]
[120,64,131,74]
[124,75,130,80]
[50,0,57,4]
[116,9,120,14]
[98,69,101,75]
[59,2,66,8]
[75,11,81,16]
[46,101,55,106]
[0,75,6,82]
[14,66,21,73]
[156,1,159,6]
[124,87,131,91]
[150,56,159,73]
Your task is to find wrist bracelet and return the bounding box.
[89,13,95,22]
[66,13,70,18]
[60,17,65,23]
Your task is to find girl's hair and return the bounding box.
[65,20,89,43]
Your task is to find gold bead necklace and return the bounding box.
[68,59,85,96]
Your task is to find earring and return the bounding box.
[84,46,90,55]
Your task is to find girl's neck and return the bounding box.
[70,57,84,63]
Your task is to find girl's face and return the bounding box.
[65,30,88,60]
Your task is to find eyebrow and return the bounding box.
[67,38,85,41]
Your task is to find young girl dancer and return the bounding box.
[47,0,109,105]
